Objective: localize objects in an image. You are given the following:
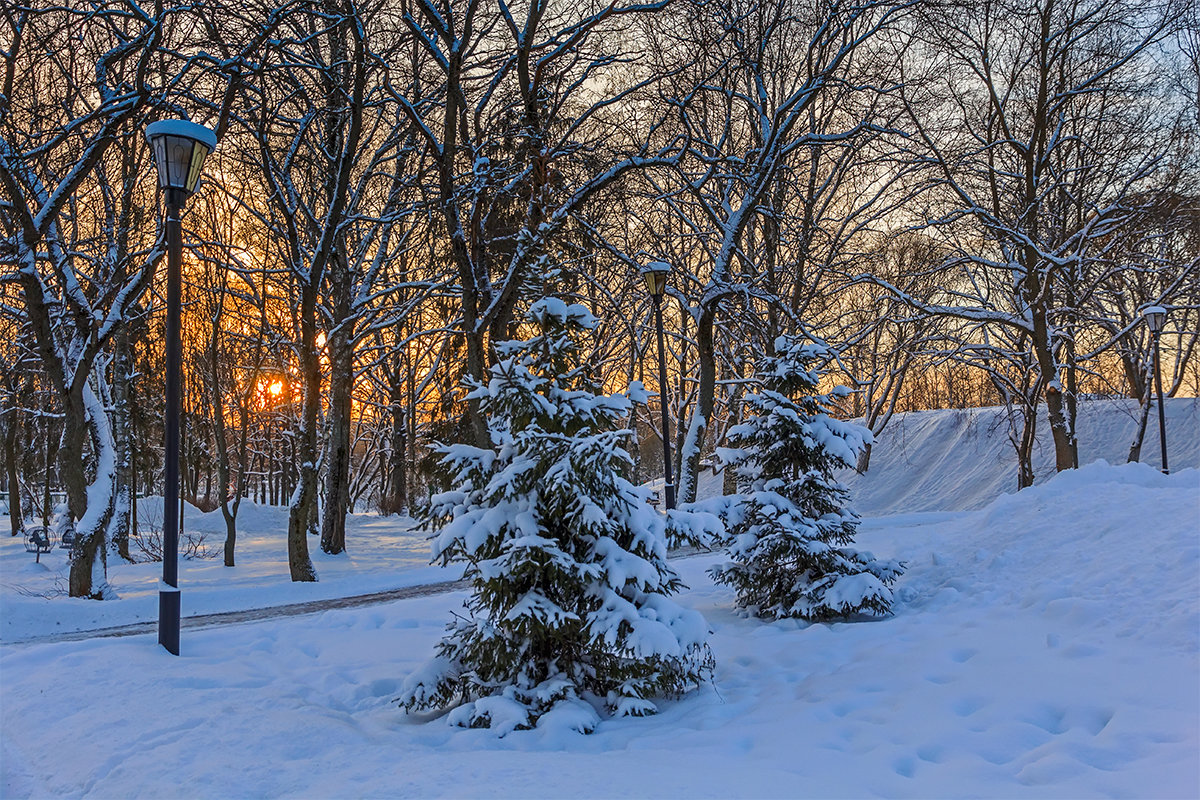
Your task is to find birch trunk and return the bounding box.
[677,308,715,504]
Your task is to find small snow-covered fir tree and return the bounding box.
[711,335,902,621]
[398,298,713,734]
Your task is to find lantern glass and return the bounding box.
[146,120,217,196]
[640,261,670,297]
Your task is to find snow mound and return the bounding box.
[898,461,1199,654]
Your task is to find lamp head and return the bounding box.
[639,260,671,297]
[146,119,217,200]
[1142,305,1167,333]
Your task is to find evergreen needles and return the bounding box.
[398,299,713,733]
[710,336,904,621]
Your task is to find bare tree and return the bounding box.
[391,0,688,447]
[0,3,186,597]
[646,0,916,502]
[835,232,945,472]
[889,0,1175,482]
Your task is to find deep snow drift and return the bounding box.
[1,403,1198,798]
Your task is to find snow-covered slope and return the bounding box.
[842,397,1199,515]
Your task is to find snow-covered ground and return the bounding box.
[2,401,1198,798]
[1,500,446,644]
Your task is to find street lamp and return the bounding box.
[146,119,216,655]
[1142,305,1169,475]
[640,260,675,510]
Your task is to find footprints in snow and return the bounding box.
[891,746,946,779]
[1020,705,1114,737]
[949,647,977,663]
[916,744,945,763]
[951,696,988,718]
[921,645,976,687]
[729,630,1119,783]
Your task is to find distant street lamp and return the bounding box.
[640,260,675,510]
[146,119,217,655]
[1143,305,1169,475]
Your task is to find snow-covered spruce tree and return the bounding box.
[711,336,902,621]
[398,299,713,734]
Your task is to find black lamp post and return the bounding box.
[640,261,675,510]
[146,119,216,655]
[1143,304,1169,475]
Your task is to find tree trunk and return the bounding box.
[58,395,88,527]
[111,328,133,561]
[210,310,237,567]
[287,289,319,582]
[1062,285,1080,469]
[130,391,138,547]
[320,327,352,555]
[464,323,491,447]
[856,443,873,474]
[722,361,747,493]
[4,415,21,536]
[678,307,715,504]
[66,387,115,599]
[41,418,57,529]
[1016,403,1038,490]
[1042,382,1074,473]
[224,404,252,568]
[1030,300,1075,474]
[381,381,408,515]
[1127,379,1154,463]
